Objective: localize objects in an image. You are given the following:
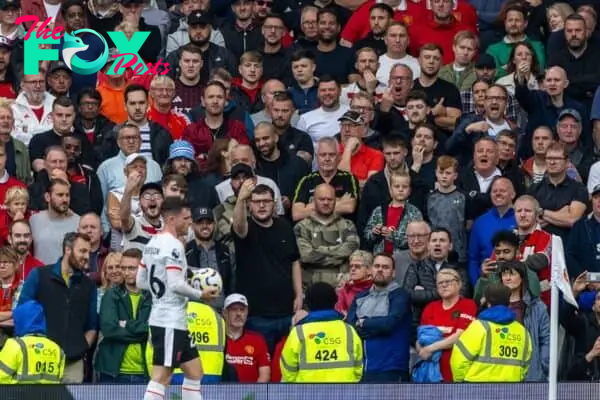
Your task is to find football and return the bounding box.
[190,267,223,294]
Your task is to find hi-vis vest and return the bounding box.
[280,320,363,383]
[146,302,226,377]
[0,336,65,384]
[451,319,532,382]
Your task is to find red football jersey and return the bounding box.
[226,330,270,383]
[420,298,477,382]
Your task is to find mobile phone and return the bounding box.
[586,272,600,282]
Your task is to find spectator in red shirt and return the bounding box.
[223,293,271,383]
[0,141,25,205]
[336,250,373,316]
[148,75,191,140]
[0,186,29,244]
[418,268,477,382]
[422,0,478,32]
[0,36,15,99]
[0,246,21,330]
[409,0,476,65]
[340,0,426,46]
[7,220,42,281]
[182,81,249,170]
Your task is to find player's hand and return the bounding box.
[237,179,255,201]
[201,286,219,300]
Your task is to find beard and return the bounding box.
[190,36,210,48]
[68,253,86,271]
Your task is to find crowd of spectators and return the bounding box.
[1,0,600,385]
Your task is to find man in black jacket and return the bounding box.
[221,0,263,63]
[62,135,103,215]
[186,207,235,311]
[357,135,427,235]
[74,87,115,164]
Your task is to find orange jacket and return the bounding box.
[97,82,127,124]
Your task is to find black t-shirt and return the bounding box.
[292,170,359,204]
[233,218,300,317]
[413,78,462,110]
[279,127,314,158]
[314,45,354,84]
[528,176,588,240]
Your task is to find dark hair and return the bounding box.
[203,80,227,96]
[161,173,188,190]
[419,43,443,56]
[496,129,518,143]
[291,49,316,63]
[305,282,338,311]
[46,179,70,194]
[318,75,339,88]
[62,232,90,253]
[488,83,509,99]
[381,135,407,149]
[122,248,143,259]
[565,13,587,26]
[273,91,294,104]
[180,43,204,57]
[161,196,190,217]
[77,87,102,105]
[373,252,395,269]
[370,2,394,18]
[431,227,452,242]
[317,7,339,23]
[414,123,437,138]
[263,12,285,24]
[9,219,31,235]
[497,259,527,284]
[483,283,511,307]
[503,4,527,19]
[53,96,74,110]
[406,90,429,104]
[251,184,275,199]
[491,230,520,249]
[205,138,231,175]
[124,84,148,103]
[471,78,490,89]
[505,42,541,76]
[61,0,85,16]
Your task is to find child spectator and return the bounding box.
[0,187,29,245]
[364,172,423,253]
[426,156,467,264]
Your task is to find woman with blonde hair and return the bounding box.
[417,268,477,382]
[96,252,123,313]
[547,3,574,32]
[335,250,373,316]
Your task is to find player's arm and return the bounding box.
[136,262,150,291]
[166,265,204,301]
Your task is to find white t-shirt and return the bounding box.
[123,215,163,252]
[142,232,190,331]
[44,1,61,21]
[485,118,511,137]
[296,105,349,147]
[376,54,421,88]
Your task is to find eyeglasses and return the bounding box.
[436,279,457,287]
[142,193,163,201]
[302,20,317,26]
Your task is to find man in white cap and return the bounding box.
[223,293,271,383]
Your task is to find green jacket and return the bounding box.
[12,138,31,184]
[364,202,423,253]
[94,285,152,377]
[486,37,546,79]
[438,63,478,92]
[473,267,540,304]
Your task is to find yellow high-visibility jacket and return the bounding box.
[280,318,363,383]
[0,335,65,384]
[146,301,226,378]
[451,318,532,382]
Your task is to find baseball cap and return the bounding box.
[188,11,210,26]
[48,60,72,75]
[192,207,214,221]
[558,108,582,123]
[0,36,12,50]
[0,0,20,10]
[338,110,364,125]
[230,163,254,179]
[475,53,496,69]
[592,184,600,197]
[140,182,162,196]
[125,153,147,166]
[168,140,195,162]
[224,293,248,309]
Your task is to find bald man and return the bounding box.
[293,183,360,287]
[251,79,301,127]
[215,144,285,215]
[515,65,590,159]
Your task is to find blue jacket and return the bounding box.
[13,301,47,337]
[347,281,412,373]
[522,293,550,382]
[288,83,319,115]
[467,0,505,31]
[479,304,516,325]
[468,208,517,285]
[412,325,444,383]
[298,309,345,325]
[566,214,600,278]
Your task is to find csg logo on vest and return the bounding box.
[496,327,522,342]
[309,331,342,345]
[30,342,58,357]
[186,312,212,327]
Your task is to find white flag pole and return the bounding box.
[548,280,559,400]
